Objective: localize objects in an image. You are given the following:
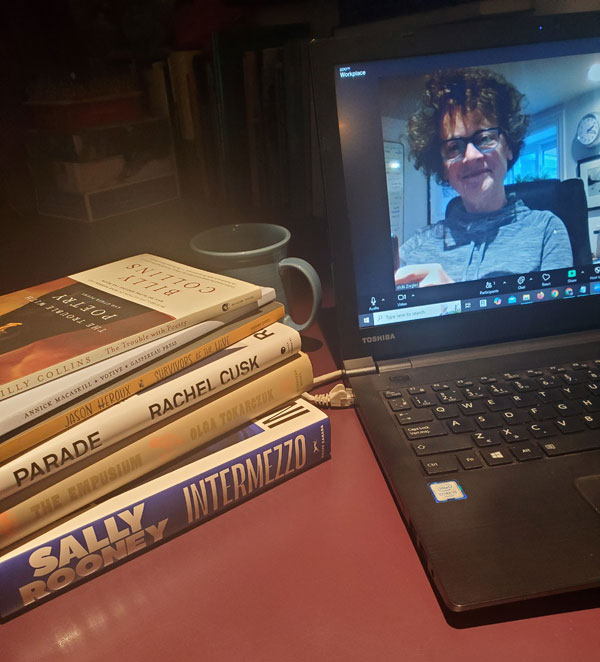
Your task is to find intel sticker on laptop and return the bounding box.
[429,481,467,503]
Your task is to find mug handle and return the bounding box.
[278,257,322,332]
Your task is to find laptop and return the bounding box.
[310,11,600,611]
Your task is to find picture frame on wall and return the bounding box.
[577,155,600,209]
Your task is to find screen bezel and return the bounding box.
[310,11,600,361]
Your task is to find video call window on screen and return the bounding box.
[334,38,600,328]
[380,53,599,291]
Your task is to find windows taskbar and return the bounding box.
[358,280,600,328]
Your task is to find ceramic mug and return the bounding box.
[190,223,322,331]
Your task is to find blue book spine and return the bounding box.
[0,400,330,619]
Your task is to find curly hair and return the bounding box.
[407,68,529,184]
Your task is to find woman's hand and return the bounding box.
[394,263,454,287]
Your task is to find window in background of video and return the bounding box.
[507,122,559,184]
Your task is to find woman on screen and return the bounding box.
[395,67,572,287]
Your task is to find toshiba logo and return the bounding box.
[361,333,396,344]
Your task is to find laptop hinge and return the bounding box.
[405,329,600,369]
[345,329,599,374]
[346,356,413,373]
[343,356,378,372]
[376,357,414,373]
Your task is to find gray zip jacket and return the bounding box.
[398,196,573,282]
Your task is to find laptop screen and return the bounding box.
[312,13,600,360]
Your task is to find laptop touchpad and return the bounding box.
[575,475,600,515]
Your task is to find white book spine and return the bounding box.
[0,322,301,499]
[0,351,313,551]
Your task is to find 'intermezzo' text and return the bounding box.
[183,434,307,522]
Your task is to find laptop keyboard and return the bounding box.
[384,359,600,476]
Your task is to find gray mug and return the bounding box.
[190,223,322,332]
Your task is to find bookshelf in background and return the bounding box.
[150,22,325,242]
[25,70,180,223]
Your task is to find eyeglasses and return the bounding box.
[440,127,504,162]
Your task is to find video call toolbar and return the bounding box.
[359,265,600,328]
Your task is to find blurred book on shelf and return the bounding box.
[146,22,325,236]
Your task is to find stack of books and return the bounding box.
[0,254,330,619]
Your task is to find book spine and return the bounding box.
[0,314,239,437]
[0,322,301,498]
[0,303,284,463]
[0,399,330,619]
[0,352,313,550]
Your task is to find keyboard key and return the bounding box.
[484,396,511,411]
[510,392,538,407]
[581,397,600,412]
[472,430,501,447]
[527,369,544,377]
[537,389,563,403]
[404,421,446,440]
[388,398,411,412]
[412,394,436,408]
[502,410,531,425]
[540,436,600,456]
[554,401,583,417]
[407,386,427,395]
[474,412,504,429]
[500,426,529,442]
[464,386,487,400]
[431,382,450,391]
[421,456,459,475]
[411,436,473,455]
[528,423,555,438]
[433,404,460,419]
[481,448,514,466]
[553,417,586,434]
[561,372,582,385]
[447,417,476,434]
[411,437,472,457]
[437,390,462,404]
[537,376,560,388]
[561,385,589,399]
[488,383,511,396]
[396,410,432,425]
[584,413,600,429]
[456,451,483,470]
[458,400,486,415]
[512,379,535,392]
[510,442,544,461]
[384,390,404,399]
[528,404,557,420]
[455,379,474,388]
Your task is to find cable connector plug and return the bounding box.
[302,383,356,408]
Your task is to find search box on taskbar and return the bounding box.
[373,300,461,325]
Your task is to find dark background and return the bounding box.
[0,1,584,293]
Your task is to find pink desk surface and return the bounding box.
[1,315,598,661]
